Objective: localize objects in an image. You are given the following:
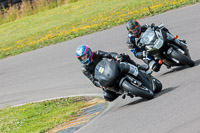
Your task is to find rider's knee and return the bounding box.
[103,90,120,102]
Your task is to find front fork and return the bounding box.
[165,42,190,64]
[167,33,190,58]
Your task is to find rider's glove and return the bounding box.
[151,23,158,30]
[115,54,123,62]
[151,23,155,28]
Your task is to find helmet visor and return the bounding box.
[78,53,88,61]
[129,25,141,37]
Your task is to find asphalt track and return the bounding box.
[1,3,200,133]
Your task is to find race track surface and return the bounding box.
[1,3,200,133]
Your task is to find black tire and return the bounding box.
[170,50,195,67]
[152,78,162,93]
[121,80,154,100]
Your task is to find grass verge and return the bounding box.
[0,96,101,133]
[0,0,199,59]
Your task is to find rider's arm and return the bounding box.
[150,23,170,33]
[96,50,118,59]
[126,33,135,49]
[130,48,144,59]
[82,66,102,88]
[126,37,144,59]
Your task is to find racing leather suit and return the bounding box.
[127,24,170,72]
[82,50,137,101]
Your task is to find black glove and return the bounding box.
[152,64,161,72]
[115,54,123,62]
[151,23,155,28]
[151,23,158,30]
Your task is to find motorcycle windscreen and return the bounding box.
[94,59,120,87]
[140,27,157,46]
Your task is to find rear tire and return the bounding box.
[170,50,195,67]
[121,80,154,100]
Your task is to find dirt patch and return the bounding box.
[46,97,107,133]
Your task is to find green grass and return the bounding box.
[0,0,199,59]
[0,0,79,25]
[0,97,95,133]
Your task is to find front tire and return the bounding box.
[170,50,195,67]
[152,78,162,93]
[121,80,154,100]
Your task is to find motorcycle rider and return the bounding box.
[126,19,187,72]
[76,45,142,102]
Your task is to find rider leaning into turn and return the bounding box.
[126,19,186,72]
[76,45,141,102]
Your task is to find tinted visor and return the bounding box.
[129,24,141,37]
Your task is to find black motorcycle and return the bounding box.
[139,24,194,69]
[94,58,162,100]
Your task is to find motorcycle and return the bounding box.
[94,58,162,100]
[138,23,194,70]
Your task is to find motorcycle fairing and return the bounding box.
[94,58,120,87]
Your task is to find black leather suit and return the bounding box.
[82,50,136,102]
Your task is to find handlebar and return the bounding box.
[158,23,164,28]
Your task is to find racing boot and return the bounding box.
[118,62,148,77]
[119,62,152,89]
[137,64,149,71]
[149,60,161,72]
[103,90,120,102]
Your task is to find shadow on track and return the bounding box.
[120,86,179,107]
[161,66,188,76]
[194,59,200,66]
[161,59,200,76]
[154,86,179,98]
[121,99,147,107]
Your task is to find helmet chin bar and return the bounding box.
[82,58,90,65]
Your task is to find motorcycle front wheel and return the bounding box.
[121,80,154,100]
[170,50,195,67]
[151,77,162,93]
